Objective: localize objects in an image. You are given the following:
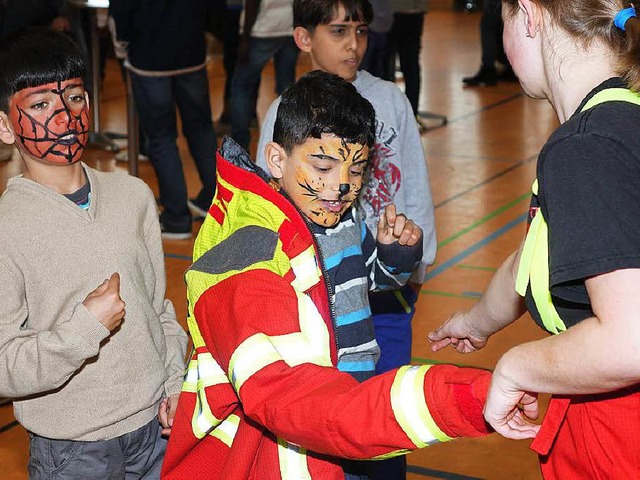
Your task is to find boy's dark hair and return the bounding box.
[294,0,373,30]
[273,70,375,154]
[0,28,85,111]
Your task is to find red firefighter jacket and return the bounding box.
[162,139,492,479]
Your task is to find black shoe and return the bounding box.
[160,212,192,240]
[462,68,498,86]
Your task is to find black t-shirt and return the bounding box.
[525,78,640,331]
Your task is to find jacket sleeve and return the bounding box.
[193,268,490,459]
[108,0,139,43]
[141,187,188,397]
[0,256,110,398]
[360,217,422,291]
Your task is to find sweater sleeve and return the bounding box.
[0,256,110,398]
[193,268,490,459]
[396,93,436,283]
[360,217,422,291]
[142,188,188,397]
[255,97,280,172]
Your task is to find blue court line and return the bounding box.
[165,252,192,261]
[461,291,483,298]
[435,155,536,209]
[424,212,528,282]
[407,464,483,480]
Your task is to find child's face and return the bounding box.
[7,78,89,165]
[277,134,369,228]
[304,4,369,82]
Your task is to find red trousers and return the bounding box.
[531,386,640,479]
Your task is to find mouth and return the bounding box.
[320,199,347,213]
[56,133,78,146]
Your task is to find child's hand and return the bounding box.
[376,204,423,246]
[158,393,181,436]
[83,273,125,331]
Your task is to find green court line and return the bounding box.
[411,356,491,372]
[458,264,498,272]
[437,192,530,249]
[422,289,479,300]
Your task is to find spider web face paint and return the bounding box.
[9,79,89,165]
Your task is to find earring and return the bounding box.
[526,31,531,37]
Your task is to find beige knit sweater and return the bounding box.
[0,165,188,441]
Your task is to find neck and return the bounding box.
[544,38,617,123]
[22,160,86,194]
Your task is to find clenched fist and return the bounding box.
[83,273,126,331]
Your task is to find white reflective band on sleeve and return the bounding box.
[277,437,311,480]
[229,333,282,392]
[290,246,321,292]
[210,414,240,447]
[229,290,332,393]
[183,352,230,393]
[390,365,452,447]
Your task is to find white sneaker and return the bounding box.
[188,199,208,219]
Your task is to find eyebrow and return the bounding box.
[24,83,84,98]
[310,153,340,162]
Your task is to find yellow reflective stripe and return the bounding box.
[277,438,311,480]
[529,217,566,334]
[390,365,452,447]
[581,88,640,112]
[516,180,539,296]
[371,449,412,460]
[182,359,199,393]
[229,290,332,392]
[210,414,240,447]
[290,246,321,292]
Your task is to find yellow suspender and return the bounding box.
[515,88,640,334]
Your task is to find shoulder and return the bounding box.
[355,70,407,101]
[90,168,154,201]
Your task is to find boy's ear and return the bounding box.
[264,141,287,180]
[293,26,312,53]
[0,112,16,146]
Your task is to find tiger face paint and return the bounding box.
[8,78,89,165]
[280,134,369,227]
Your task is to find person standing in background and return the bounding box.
[109,0,218,239]
[229,0,298,150]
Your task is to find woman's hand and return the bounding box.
[483,356,541,440]
[428,311,489,353]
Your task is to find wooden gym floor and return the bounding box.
[0,10,558,479]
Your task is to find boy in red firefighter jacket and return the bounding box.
[162,71,512,479]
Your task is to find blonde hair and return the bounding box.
[503,0,640,91]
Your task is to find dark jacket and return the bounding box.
[109,0,217,72]
[0,0,63,36]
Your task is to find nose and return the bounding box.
[339,183,350,197]
[346,30,357,51]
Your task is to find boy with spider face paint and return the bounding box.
[0,29,187,478]
[162,71,496,480]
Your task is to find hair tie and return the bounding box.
[614,6,637,31]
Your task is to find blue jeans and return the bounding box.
[130,68,217,231]
[230,36,298,148]
[368,285,418,480]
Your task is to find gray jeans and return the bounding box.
[28,419,166,479]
